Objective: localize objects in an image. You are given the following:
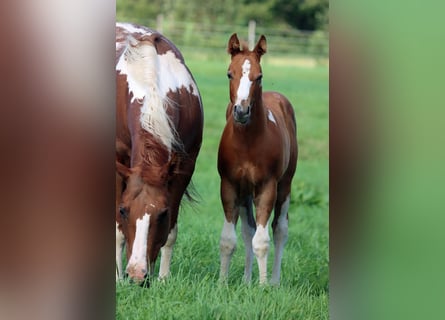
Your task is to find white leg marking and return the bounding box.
[235,59,252,106]
[271,195,290,285]
[219,218,237,281]
[126,213,150,280]
[239,207,255,283]
[116,222,126,281]
[252,223,270,284]
[159,223,178,279]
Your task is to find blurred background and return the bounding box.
[2,0,445,319]
[117,0,328,64]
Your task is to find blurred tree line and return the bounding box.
[116,0,328,31]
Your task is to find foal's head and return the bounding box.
[227,33,267,124]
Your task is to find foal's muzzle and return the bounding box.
[233,104,251,124]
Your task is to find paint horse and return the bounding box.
[116,23,203,285]
[218,34,298,285]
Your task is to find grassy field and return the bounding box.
[116,55,329,319]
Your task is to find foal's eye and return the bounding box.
[256,74,263,82]
[227,71,233,80]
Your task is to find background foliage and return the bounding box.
[117,0,329,31]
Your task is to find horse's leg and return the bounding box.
[158,223,178,279]
[239,196,255,283]
[116,222,126,280]
[158,169,192,280]
[219,178,239,282]
[116,171,126,281]
[253,180,277,284]
[271,181,291,285]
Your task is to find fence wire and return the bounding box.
[117,17,329,60]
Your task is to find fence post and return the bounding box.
[248,20,256,50]
[156,14,164,34]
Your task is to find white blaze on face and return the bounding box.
[127,213,150,275]
[235,59,252,106]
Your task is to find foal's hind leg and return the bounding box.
[239,197,256,283]
[271,185,291,285]
[253,180,277,284]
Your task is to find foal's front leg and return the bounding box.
[253,181,277,284]
[158,223,178,279]
[239,199,255,283]
[219,179,239,282]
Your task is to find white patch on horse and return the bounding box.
[252,222,270,284]
[159,223,178,279]
[116,41,126,52]
[158,50,199,98]
[116,222,126,280]
[116,22,152,36]
[116,33,200,152]
[116,39,176,151]
[126,213,150,278]
[219,218,237,280]
[267,109,277,125]
[235,59,252,106]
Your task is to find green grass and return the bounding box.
[116,57,328,319]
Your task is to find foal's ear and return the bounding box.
[116,161,132,179]
[254,35,267,58]
[227,33,241,56]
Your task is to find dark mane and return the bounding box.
[139,130,197,194]
[140,130,170,187]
